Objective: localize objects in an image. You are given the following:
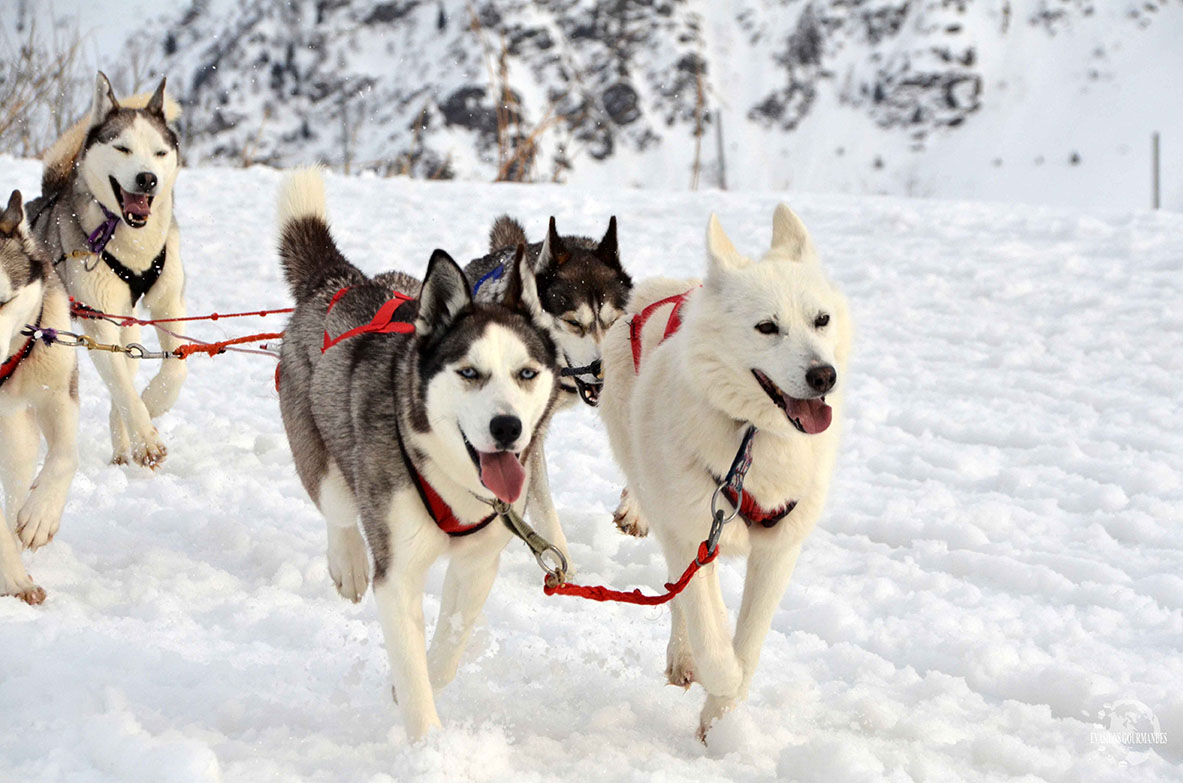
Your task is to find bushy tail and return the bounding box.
[489,215,527,252]
[277,168,356,301]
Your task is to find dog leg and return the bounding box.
[318,463,370,602]
[83,318,166,468]
[698,542,802,742]
[142,293,188,419]
[17,386,79,550]
[659,537,742,700]
[108,403,131,464]
[427,539,501,690]
[665,593,695,688]
[0,408,38,523]
[0,509,43,605]
[526,444,569,561]
[612,487,648,537]
[371,526,446,741]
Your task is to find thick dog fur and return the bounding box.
[27,72,186,469]
[598,205,852,740]
[275,169,560,740]
[464,216,632,559]
[0,190,79,605]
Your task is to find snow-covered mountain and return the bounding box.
[9,1,1183,210]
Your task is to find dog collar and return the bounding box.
[102,245,166,306]
[0,309,42,391]
[86,203,121,255]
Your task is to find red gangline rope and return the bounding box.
[70,298,292,327]
[542,541,719,605]
[173,332,286,360]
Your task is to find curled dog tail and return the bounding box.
[489,215,527,253]
[277,167,357,302]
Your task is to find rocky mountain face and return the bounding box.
[121,0,1180,204]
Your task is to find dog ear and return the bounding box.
[502,243,544,321]
[706,213,745,275]
[770,203,816,261]
[0,190,23,236]
[90,71,120,128]
[595,216,620,267]
[416,249,472,338]
[536,216,568,273]
[145,77,167,118]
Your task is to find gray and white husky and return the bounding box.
[28,72,187,469]
[598,206,852,741]
[0,190,79,605]
[275,170,560,740]
[464,216,631,558]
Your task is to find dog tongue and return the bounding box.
[478,451,526,503]
[122,193,151,219]
[786,396,832,434]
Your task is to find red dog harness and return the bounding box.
[0,311,41,392]
[627,290,795,528]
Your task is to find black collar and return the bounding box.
[102,245,167,306]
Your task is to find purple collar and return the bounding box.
[86,203,120,254]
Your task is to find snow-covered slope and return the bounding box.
[0,158,1180,782]
[32,0,1182,211]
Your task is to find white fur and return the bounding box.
[598,205,852,741]
[57,73,187,468]
[0,215,79,604]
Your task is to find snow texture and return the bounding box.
[0,157,1180,782]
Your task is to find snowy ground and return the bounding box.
[0,158,1180,782]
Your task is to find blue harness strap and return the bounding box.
[472,263,504,295]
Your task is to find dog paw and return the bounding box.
[696,694,737,744]
[327,526,370,603]
[131,430,167,470]
[3,572,46,606]
[612,488,648,537]
[16,489,65,551]
[666,657,696,690]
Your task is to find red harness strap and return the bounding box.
[322,287,415,352]
[410,468,496,537]
[0,333,36,390]
[629,291,692,373]
[722,485,796,528]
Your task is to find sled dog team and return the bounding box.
[1,73,851,742]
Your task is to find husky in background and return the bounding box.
[464,216,631,558]
[0,191,79,605]
[27,72,186,469]
[598,206,852,741]
[275,170,560,740]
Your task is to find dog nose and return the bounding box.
[489,415,522,449]
[806,365,836,394]
[135,172,157,193]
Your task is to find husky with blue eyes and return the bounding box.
[275,169,561,740]
[27,71,187,469]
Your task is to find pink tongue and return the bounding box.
[478,451,526,503]
[123,193,151,218]
[786,396,832,434]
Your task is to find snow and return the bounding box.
[1,157,1181,782]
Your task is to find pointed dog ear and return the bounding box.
[415,249,471,338]
[770,203,816,261]
[706,213,745,276]
[0,190,23,236]
[90,71,120,128]
[145,77,167,118]
[596,215,620,267]
[502,244,544,321]
[535,216,567,274]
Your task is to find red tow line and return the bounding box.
[543,541,719,605]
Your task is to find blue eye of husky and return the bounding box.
[518,368,538,381]
[457,367,479,380]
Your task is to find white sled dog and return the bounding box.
[275,170,560,740]
[598,205,852,740]
[0,190,79,604]
[27,72,186,469]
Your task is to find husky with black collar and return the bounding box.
[275,170,560,740]
[0,191,79,605]
[598,206,852,741]
[464,216,631,560]
[27,72,186,469]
